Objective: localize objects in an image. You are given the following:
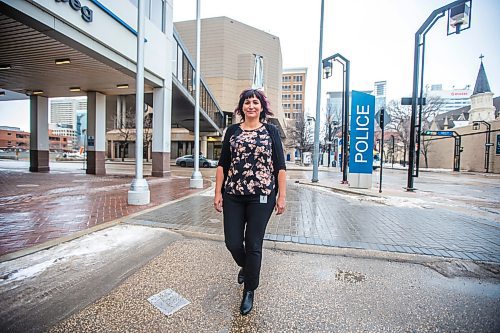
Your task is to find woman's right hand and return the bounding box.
[214,192,223,212]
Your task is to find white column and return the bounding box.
[201,135,208,157]
[29,96,49,172]
[152,86,172,177]
[87,91,106,175]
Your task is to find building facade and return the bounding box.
[425,84,472,113]
[175,16,285,160]
[281,68,307,162]
[0,0,227,177]
[282,68,307,124]
[0,126,74,152]
[422,59,499,173]
[49,97,87,130]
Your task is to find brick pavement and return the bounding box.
[127,182,500,263]
[0,167,209,257]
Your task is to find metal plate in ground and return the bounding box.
[148,288,190,316]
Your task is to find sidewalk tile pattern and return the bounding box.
[0,169,208,256]
[127,183,500,263]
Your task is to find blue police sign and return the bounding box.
[349,91,375,174]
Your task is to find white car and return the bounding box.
[175,155,218,168]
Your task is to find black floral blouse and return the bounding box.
[224,125,274,196]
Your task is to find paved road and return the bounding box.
[128,181,500,263]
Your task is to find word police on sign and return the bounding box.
[55,0,93,22]
[348,91,375,189]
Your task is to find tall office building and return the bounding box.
[282,68,307,126]
[374,80,387,112]
[425,84,472,113]
[49,97,87,129]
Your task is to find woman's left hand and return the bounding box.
[275,196,286,215]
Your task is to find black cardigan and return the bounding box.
[217,123,286,194]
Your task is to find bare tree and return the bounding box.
[420,96,444,168]
[322,104,342,166]
[143,111,153,162]
[284,114,313,164]
[111,106,135,162]
[386,96,443,167]
[386,100,411,166]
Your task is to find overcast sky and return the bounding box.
[1,0,498,131]
[173,0,499,114]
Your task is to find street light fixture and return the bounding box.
[472,120,491,173]
[407,0,472,191]
[322,53,350,184]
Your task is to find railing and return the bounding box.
[172,28,225,132]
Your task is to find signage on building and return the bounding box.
[55,0,93,23]
[496,134,500,155]
[348,91,375,189]
[87,135,95,147]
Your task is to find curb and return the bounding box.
[294,180,381,198]
[175,229,436,264]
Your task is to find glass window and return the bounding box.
[150,0,166,32]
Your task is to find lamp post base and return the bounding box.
[128,178,150,205]
[190,171,203,189]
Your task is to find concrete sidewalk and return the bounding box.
[19,228,500,333]
[0,224,498,333]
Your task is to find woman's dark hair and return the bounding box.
[234,89,273,121]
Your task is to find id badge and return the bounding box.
[260,195,267,204]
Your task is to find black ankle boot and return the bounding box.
[240,289,254,315]
[237,268,245,284]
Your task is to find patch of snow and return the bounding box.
[0,225,164,286]
[200,188,215,197]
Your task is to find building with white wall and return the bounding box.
[425,84,472,113]
[0,0,224,176]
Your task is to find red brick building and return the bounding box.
[0,126,74,152]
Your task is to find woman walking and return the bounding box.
[214,88,286,315]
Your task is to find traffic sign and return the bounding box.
[423,130,454,137]
[375,108,391,128]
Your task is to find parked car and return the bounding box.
[175,155,218,168]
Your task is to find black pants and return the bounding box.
[222,190,276,291]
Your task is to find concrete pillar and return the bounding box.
[201,135,208,157]
[86,91,106,175]
[110,140,115,159]
[152,86,172,177]
[29,96,49,172]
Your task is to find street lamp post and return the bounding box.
[312,0,325,183]
[472,120,492,173]
[407,0,472,191]
[323,54,350,184]
[391,134,395,168]
[190,0,203,188]
[128,0,150,205]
